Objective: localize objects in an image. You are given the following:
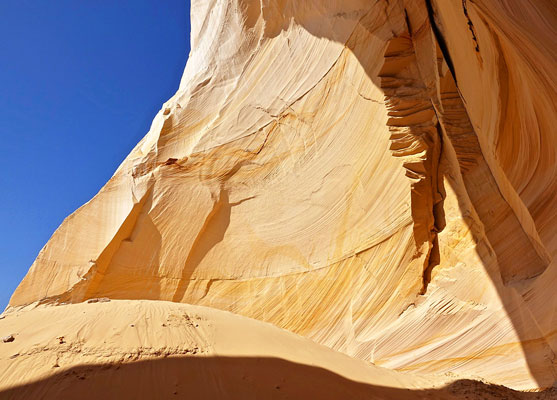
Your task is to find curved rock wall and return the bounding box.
[9,0,556,390]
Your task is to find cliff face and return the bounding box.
[6,0,557,391]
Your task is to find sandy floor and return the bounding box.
[1,300,554,399]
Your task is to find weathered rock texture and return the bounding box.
[6,0,557,392]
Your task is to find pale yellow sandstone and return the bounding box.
[6,0,557,393]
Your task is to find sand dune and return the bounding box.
[1,300,555,399]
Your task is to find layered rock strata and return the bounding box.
[7,0,557,391]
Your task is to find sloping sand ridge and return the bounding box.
[1,300,556,399]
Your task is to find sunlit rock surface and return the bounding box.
[6,0,556,392]
[3,301,555,399]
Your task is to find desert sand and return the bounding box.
[1,300,555,399]
[3,0,557,397]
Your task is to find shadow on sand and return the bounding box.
[1,356,555,400]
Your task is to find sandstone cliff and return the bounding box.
[3,0,556,395]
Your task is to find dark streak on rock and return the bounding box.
[462,0,480,52]
[424,0,458,86]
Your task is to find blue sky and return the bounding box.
[0,1,191,310]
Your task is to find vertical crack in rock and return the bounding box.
[379,33,446,295]
[461,0,480,53]
[423,0,457,85]
[422,123,446,294]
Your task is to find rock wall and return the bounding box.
[8,0,557,390]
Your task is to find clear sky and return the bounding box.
[0,1,191,310]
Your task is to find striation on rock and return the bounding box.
[5,0,557,394]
